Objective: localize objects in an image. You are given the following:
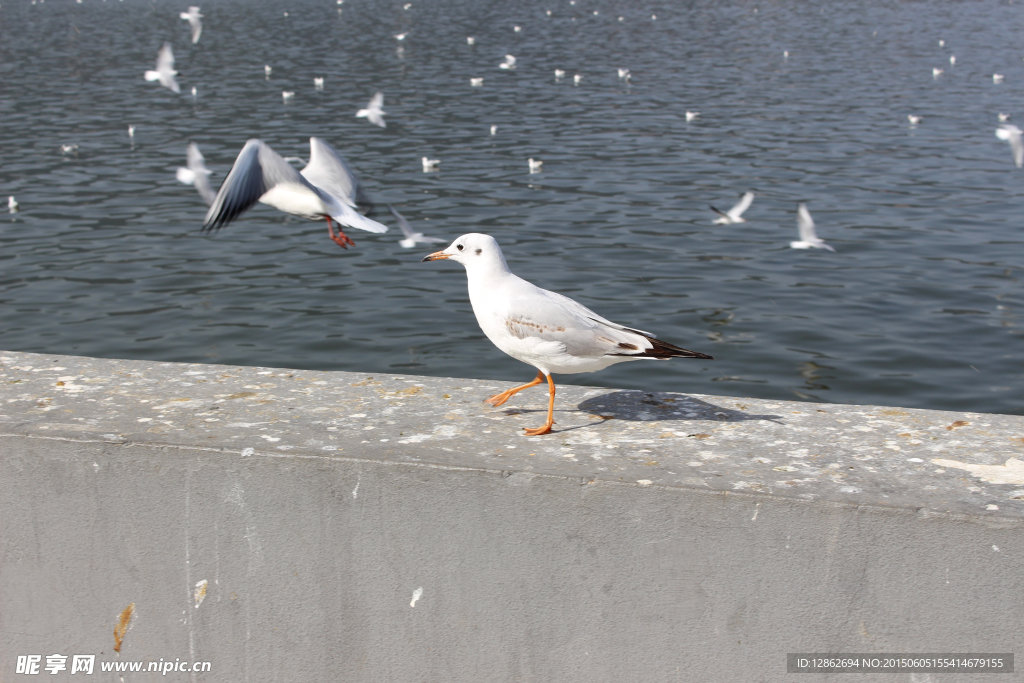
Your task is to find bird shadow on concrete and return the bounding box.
[575,390,784,424]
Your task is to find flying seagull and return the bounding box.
[356,92,386,128]
[996,124,1023,167]
[202,138,386,248]
[791,203,835,251]
[144,42,180,93]
[711,192,754,224]
[422,234,712,435]
[179,6,202,44]
[389,205,444,248]
[176,142,216,206]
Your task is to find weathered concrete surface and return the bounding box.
[1,350,1022,682]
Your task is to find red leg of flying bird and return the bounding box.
[326,216,356,248]
[485,370,544,407]
[523,373,556,436]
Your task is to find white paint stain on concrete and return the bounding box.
[194,579,208,608]
[931,457,1024,485]
[410,587,423,607]
[240,447,254,457]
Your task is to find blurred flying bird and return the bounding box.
[422,156,440,172]
[176,142,215,206]
[711,192,754,224]
[791,204,835,251]
[314,77,324,90]
[356,92,386,127]
[996,124,1023,167]
[282,91,294,101]
[179,6,202,44]
[389,205,444,248]
[144,42,180,93]
[470,78,483,86]
[528,158,543,173]
[8,196,18,212]
[907,114,922,125]
[202,138,387,248]
[499,54,516,69]
[686,111,700,121]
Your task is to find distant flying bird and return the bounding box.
[191,86,197,97]
[314,77,324,90]
[389,205,444,248]
[932,67,943,77]
[356,92,386,127]
[264,65,272,77]
[499,54,516,69]
[907,114,922,125]
[686,111,700,121]
[490,124,497,135]
[202,138,387,249]
[791,203,835,251]
[711,192,754,224]
[993,73,1004,83]
[60,144,78,154]
[618,68,630,79]
[949,55,955,65]
[573,74,582,84]
[8,196,18,212]
[470,77,483,86]
[281,91,294,101]
[179,6,202,44]
[554,69,565,78]
[176,142,215,206]
[394,32,408,40]
[144,42,180,93]
[421,156,440,172]
[466,36,475,45]
[996,124,1023,167]
[128,124,135,138]
[513,25,521,32]
[999,113,1011,122]
[939,39,945,47]
[528,158,543,173]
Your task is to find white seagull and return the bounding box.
[686,111,700,121]
[179,6,202,44]
[791,203,835,251]
[573,74,582,84]
[8,196,18,212]
[176,142,215,206]
[711,192,754,224]
[128,124,135,138]
[932,67,943,77]
[499,54,516,69]
[490,124,498,135]
[356,92,386,128]
[421,156,440,172]
[144,42,180,93]
[996,124,1023,167]
[264,65,272,77]
[554,69,565,79]
[282,91,295,101]
[998,113,1011,122]
[907,114,922,125]
[466,36,475,45]
[202,138,387,248]
[314,77,324,90]
[421,234,713,435]
[949,55,955,65]
[389,205,444,249]
[470,77,484,86]
[528,158,543,173]
[394,32,408,40]
[993,73,1004,84]
[60,144,78,154]
[618,68,630,79]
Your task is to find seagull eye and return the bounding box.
[457,244,464,251]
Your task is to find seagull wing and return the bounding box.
[300,137,367,206]
[202,139,308,232]
[155,43,180,93]
[186,142,215,206]
[388,205,415,239]
[729,192,754,219]
[502,280,710,360]
[709,205,729,219]
[998,125,1024,167]
[797,203,817,242]
[368,91,384,112]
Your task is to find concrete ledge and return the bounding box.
[1,350,1022,681]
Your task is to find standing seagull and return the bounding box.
[711,191,754,224]
[202,138,387,248]
[356,92,386,128]
[422,234,712,435]
[144,42,180,93]
[179,6,203,44]
[176,142,215,206]
[791,203,835,251]
[388,205,444,248]
[996,124,1023,167]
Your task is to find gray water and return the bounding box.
[1,0,1022,415]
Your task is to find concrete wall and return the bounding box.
[1,351,1022,682]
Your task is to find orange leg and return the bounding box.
[523,374,556,436]
[325,216,355,248]
[484,370,544,407]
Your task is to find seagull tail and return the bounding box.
[612,333,714,360]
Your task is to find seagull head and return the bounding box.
[421,233,509,273]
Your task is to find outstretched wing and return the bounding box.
[186,143,215,206]
[301,138,367,206]
[202,139,306,232]
[797,203,817,242]
[729,191,754,218]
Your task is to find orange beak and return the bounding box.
[421,250,450,262]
